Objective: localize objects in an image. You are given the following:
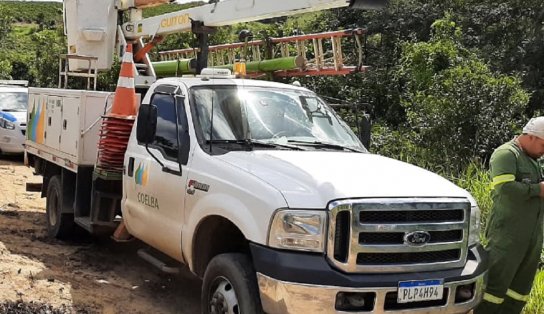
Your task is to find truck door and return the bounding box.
[123,84,190,261]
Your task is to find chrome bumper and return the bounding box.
[258,271,486,314]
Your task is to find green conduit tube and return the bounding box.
[152,58,197,76]
[151,56,306,76]
[216,56,306,73]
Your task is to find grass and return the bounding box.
[524,270,544,313]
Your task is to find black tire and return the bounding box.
[46,175,75,239]
[201,253,263,314]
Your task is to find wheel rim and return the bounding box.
[48,189,58,227]
[209,276,239,314]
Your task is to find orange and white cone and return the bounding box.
[111,44,137,117]
[96,43,138,175]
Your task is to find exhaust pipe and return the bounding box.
[349,0,389,10]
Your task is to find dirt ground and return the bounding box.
[0,156,201,314]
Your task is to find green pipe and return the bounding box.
[152,58,197,76]
[217,56,306,73]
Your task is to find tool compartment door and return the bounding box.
[45,96,62,150]
[60,97,80,157]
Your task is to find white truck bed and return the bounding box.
[25,88,115,172]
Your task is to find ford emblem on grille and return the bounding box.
[404,231,431,246]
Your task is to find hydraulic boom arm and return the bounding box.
[121,0,388,39]
[63,0,387,86]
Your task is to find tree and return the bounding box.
[0,7,12,44]
[0,60,12,80]
[397,16,529,170]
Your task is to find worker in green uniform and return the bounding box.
[475,117,544,314]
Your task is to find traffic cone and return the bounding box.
[96,44,138,177]
[111,44,137,117]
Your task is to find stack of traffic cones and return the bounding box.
[96,44,138,177]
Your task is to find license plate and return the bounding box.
[397,279,444,303]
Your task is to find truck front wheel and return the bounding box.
[202,253,263,314]
[46,175,74,239]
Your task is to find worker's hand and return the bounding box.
[539,182,544,197]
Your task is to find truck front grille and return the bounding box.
[357,249,461,265]
[326,198,470,273]
[359,230,463,245]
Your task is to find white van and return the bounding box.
[0,82,28,154]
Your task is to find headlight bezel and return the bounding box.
[0,117,15,130]
[468,205,481,246]
[267,209,328,253]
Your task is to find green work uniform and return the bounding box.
[475,140,544,314]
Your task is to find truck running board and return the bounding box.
[137,248,180,274]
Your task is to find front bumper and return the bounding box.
[251,244,488,314]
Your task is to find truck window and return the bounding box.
[149,93,179,160]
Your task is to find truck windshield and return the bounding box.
[191,85,366,152]
[0,92,28,111]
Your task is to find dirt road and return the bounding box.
[0,156,201,314]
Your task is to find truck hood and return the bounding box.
[218,151,470,208]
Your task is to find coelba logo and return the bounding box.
[27,99,45,144]
[135,163,149,186]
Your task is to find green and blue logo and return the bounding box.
[135,163,148,186]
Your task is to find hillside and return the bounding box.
[0,1,62,25]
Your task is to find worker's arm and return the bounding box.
[490,149,543,199]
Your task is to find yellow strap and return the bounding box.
[483,292,504,304]
[490,174,515,189]
[506,289,529,302]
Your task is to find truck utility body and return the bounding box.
[26,75,487,313]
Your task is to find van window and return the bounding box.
[0,91,28,111]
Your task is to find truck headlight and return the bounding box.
[268,209,327,252]
[468,205,481,246]
[0,117,15,130]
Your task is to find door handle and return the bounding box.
[128,157,135,177]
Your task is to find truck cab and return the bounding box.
[121,73,487,313]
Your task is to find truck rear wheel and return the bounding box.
[201,253,263,314]
[46,175,74,239]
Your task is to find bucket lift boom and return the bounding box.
[63,0,388,87]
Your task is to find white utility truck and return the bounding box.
[25,0,488,313]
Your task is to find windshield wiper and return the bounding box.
[1,108,24,112]
[206,139,305,150]
[251,139,306,151]
[287,140,363,152]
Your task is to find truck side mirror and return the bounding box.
[136,104,157,144]
[358,114,371,150]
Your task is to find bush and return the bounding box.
[397,15,529,171]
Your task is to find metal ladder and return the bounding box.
[158,29,368,77]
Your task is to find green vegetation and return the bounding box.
[1,0,543,310]
[526,270,544,313]
[0,1,61,26]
